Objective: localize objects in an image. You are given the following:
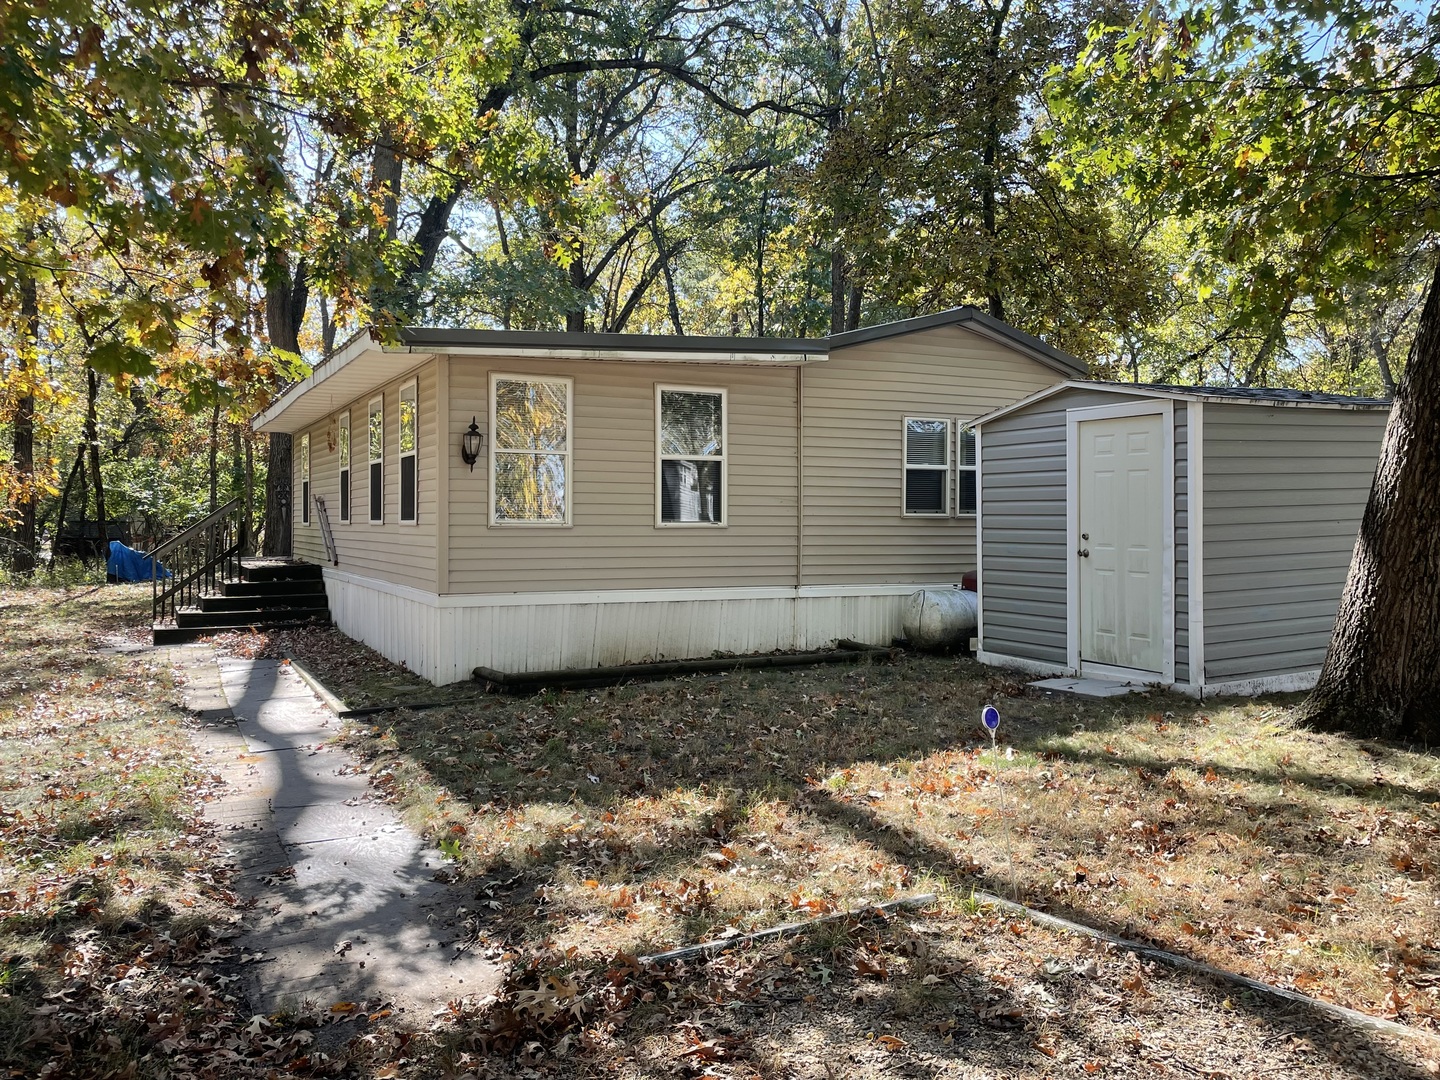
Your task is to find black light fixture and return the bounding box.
[460,417,483,470]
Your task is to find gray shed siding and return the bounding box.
[1200,405,1386,682]
[979,388,1133,666]
[1173,404,1190,685]
[980,387,1195,680]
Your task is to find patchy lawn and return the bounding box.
[0,587,407,1078]
[247,622,1440,1058]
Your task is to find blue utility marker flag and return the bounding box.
[981,705,1000,731]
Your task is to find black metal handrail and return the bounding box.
[152,498,245,626]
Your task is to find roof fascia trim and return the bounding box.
[972,380,1392,427]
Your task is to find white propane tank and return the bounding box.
[902,588,979,650]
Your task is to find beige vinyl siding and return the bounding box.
[802,325,1064,585]
[1201,404,1386,682]
[978,388,1124,665]
[445,357,799,594]
[292,358,440,591]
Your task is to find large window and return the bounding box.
[491,374,571,525]
[399,379,418,524]
[657,387,725,525]
[903,417,950,516]
[368,396,384,524]
[337,411,351,523]
[300,433,311,525]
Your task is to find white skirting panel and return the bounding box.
[322,572,930,685]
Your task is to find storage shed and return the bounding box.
[973,382,1390,696]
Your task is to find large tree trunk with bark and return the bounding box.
[262,247,307,557]
[1303,261,1440,742]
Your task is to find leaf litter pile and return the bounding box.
[11,598,1440,1078]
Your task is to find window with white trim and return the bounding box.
[300,432,311,525]
[903,417,950,516]
[399,379,418,524]
[368,396,384,524]
[956,426,977,516]
[491,374,571,525]
[337,411,351,523]
[657,387,725,525]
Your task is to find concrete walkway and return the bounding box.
[174,646,504,1015]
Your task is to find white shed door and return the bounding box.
[1078,414,1164,674]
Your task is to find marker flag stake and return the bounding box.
[982,705,1018,904]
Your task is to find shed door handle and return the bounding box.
[1077,548,1090,558]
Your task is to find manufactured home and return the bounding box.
[973,382,1390,697]
[252,308,1085,684]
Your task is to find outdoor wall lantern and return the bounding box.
[460,417,484,470]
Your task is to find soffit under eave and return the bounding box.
[252,350,424,434]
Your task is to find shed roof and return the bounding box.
[972,380,1392,427]
[254,307,1088,433]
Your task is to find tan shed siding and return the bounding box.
[1202,405,1386,682]
[978,388,1119,666]
[1173,405,1190,685]
[445,358,799,594]
[801,326,1065,585]
[292,358,440,591]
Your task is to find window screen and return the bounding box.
[338,412,350,522]
[300,433,310,525]
[659,389,724,524]
[368,397,383,523]
[399,380,418,523]
[957,427,977,516]
[491,376,570,524]
[903,417,949,515]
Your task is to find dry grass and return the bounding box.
[0,587,374,1079]
[255,624,1440,1039]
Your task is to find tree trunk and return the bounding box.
[85,369,106,564]
[11,269,38,572]
[1303,260,1440,741]
[830,249,847,335]
[566,242,588,332]
[263,435,291,557]
[49,445,85,568]
[980,0,1013,324]
[243,433,256,555]
[262,246,306,557]
[208,401,221,513]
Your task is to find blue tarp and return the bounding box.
[107,540,170,582]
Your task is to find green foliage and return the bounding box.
[1048,0,1440,378]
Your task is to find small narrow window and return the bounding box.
[368,396,384,524]
[956,426,977,516]
[491,374,571,525]
[300,433,311,526]
[399,379,418,524]
[903,417,950,516]
[657,387,725,525]
[337,411,351,523]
